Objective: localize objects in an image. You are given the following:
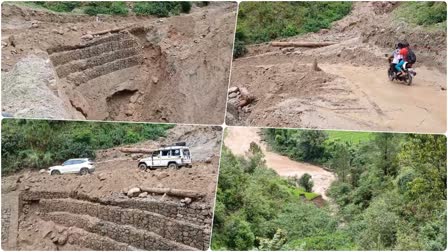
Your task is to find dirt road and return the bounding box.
[322,64,447,133]
[224,127,335,199]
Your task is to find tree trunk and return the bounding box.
[271,41,337,48]
[117,147,154,154]
[140,187,206,198]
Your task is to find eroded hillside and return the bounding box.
[2,2,236,124]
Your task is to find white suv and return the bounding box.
[138,146,192,170]
[48,158,95,175]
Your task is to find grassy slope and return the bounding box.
[326,131,373,144]
[393,1,446,30]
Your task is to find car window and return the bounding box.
[63,160,72,165]
[161,150,170,157]
[152,151,160,157]
[171,149,180,156]
[183,149,190,157]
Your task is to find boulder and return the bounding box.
[127,187,141,197]
[228,86,239,93]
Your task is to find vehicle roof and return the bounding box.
[157,146,190,150]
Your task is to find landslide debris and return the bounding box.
[227,2,446,132]
[1,125,222,250]
[2,2,237,124]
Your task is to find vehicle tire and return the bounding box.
[80,168,89,175]
[388,69,395,81]
[51,170,61,175]
[405,73,412,86]
[168,162,178,169]
[138,163,147,171]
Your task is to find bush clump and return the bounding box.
[33,1,81,12]
[84,2,128,16]
[133,2,192,17]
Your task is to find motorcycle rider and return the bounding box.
[389,42,404,77]
[395,42,409,76]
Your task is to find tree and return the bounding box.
[372,133,400,177]
[258,229,288,250]
[298,173,314,192]
[330,143,351,182]
[295,130,328,162]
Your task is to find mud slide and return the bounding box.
[226,1,447,133]
[224,127,335,199]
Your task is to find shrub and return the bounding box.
[84,2,128,16]
[180,2,192,13]
[133,2,191,17]
[298,173,314,192]
[36,1,81,12]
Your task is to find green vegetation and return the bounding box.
[1,119,173,174]
[84,2,128,16]
[212,146,336,250]
[394,2,447,27]
[213,129,447,250]
[16,2,194,17]
[133,2,192,17]
[326,130,372,144]
[234,1,353,58]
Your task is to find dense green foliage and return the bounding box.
[213,129,447,250]
[32,1,82,12]
[84,2,128,16]
[21,1,194,17]
[234,1,352,58]
[394,2,447,27]
[133,2,191,17]
[212,146,354,250]
[1,119,173,174]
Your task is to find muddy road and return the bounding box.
[226,2,446,133]
[322,64,446,133]
[224,127,335,199]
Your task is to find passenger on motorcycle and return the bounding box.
[389,43,404,77]
[395,42,409,76]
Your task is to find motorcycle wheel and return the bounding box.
[404,73,412,86]
[387,69,395,81]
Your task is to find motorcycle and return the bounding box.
[386,55,416,85]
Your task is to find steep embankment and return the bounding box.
[224,127,335,199]
[1,2,236,124]
[227,2,446,133]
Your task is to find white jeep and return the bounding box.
[138,145,192,170]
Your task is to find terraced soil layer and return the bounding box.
[1,2,236,124]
